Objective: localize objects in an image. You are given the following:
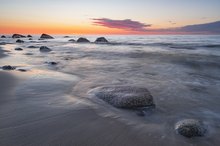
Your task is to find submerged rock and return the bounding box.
[39,34,54,39]
[12,34,26,38]
[95,37,109,43]
[77,37,90,43]
[2,65,16,70]
[40,46,52,52]
[89,85,155,108]
[68,39,75,42]
[15,48,23,51]
[27,35,32,37]
[64,36,70,38]
[1,35,6,38]
[175,119,207,138]
[45,61,58,65]
[16,39,24,43]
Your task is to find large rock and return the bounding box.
[12,34,26,38]
[27,35,32,38]
[2,65,16,70]
[16,39,24,43]
[175,119,207,138]
[39,46,52,52]
[39,34,54,39]
[77,37,90,43]
[89,85,154,108]
[95,37,109,43]
[1,35,6,38]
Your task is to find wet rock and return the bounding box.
[89,86,154,108]
[39,33,54,39]
[77,37,90,43]
[64,36,70,38]
[27,35,32,37]
[18,69,27,72]
[12,34,26,38]
[15,48,23,51]
[24,53,34,55]
[175,119,207,138]
[28,46,38,48]
[95,37,109,43]
[2,65,16,70]
[16,39,24,43]
[40,46,52,52]
[68,39,75,42]
[46,61,58,65]
[1,35,6,38]
[29,38,33,40]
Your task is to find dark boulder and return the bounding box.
[39,34,54,39]
[1,35,6,38]
[2,65,16,70]
[89,85,155,108]
[15,48,23,51]
[12,34,26,38]
[16,39,24,43]
[27,35,32,37]
[68,39,75,42]
[95,37,109,43]
[175,119,207,138]
[77,37,90,43]
[40,46,52,52]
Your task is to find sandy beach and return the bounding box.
[0,35,220,146]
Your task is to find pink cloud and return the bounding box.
[92,18,151,32]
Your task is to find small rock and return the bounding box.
[12,34,26,38]
[77,37,90,43]
[27,35,32,37]
[2,65,16,70]
[68,39,75,42]
[89,85,155,108]
[175,119,207,138]
[39,34,54,39]
[15,48,23,51]
[29,38,33,40]
[1,35,6,38]
[40,46,52,52]
[95,37,109,43]
[18,69,27,72]
[28,46,38,48]
[46,61,58,65]
[16,39,24,43]
[64,36,70,38]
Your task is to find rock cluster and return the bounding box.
[2,65,16,70]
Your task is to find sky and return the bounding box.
[0,0,220,34]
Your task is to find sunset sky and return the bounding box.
[0,0,220,34]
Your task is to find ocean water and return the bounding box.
[1,35,220,145]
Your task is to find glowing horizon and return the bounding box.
[0,0,220,35]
